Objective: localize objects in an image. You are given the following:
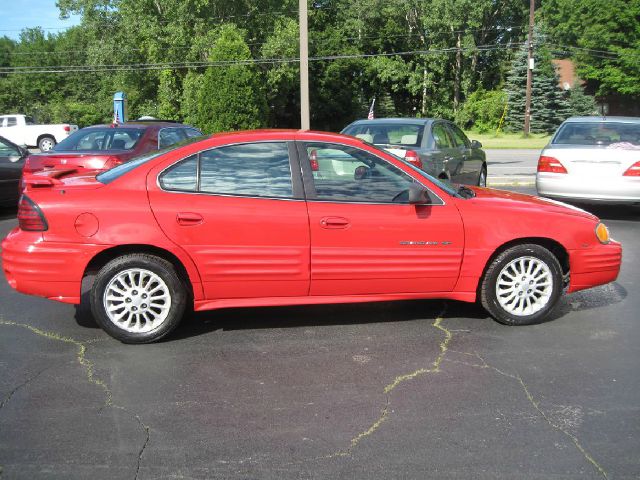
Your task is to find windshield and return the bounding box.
[552,121,640,147]
[96,135,205,184]
[343,123,424,147]
[54,127,144,151]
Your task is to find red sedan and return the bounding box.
[23,120,203,174]
[1,130,622,343]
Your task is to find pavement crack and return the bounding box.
[444,351,609,479]
[134,414,151,480]
[328,304,451,458]
[0,319,151,479]
[0,366,49,410]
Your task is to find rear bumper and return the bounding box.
[567,240,622,293]
[2,228,103,304]
[537,173,640,204]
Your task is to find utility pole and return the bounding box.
[299,0,310,130]
[523,0,535,137]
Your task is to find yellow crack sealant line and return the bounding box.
[0,319,150,478]
[0,320,113,407]
[444,350,609,480]
[329,308,452,458]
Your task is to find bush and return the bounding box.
[457,89,506,133]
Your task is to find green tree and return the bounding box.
[566,83,597,117]
[189,24,267,133]
[543,0,640,101]
[504,37,570,134]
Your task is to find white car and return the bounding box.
[536,116,640,204]
[0,114,78,151]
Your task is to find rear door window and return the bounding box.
[158,128,188,148]
[158,142,295,199]
[431,123,453,149]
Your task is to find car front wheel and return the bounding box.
[480,244,563,325]
[90,254,187,343]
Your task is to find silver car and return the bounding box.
[341,118,487,186]
[536,116,640,204]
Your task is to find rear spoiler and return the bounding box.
[22,168,79,188]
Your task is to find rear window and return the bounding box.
[552,122,640,147]
[343,124,424,147]
[54,127,144,151]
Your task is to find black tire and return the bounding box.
[90,254,187,343]
[480,244,563,326]
[477,165,487,187]
[38,136,56,152]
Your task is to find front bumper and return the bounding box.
[567,240,622,293]
[2,228,104,304]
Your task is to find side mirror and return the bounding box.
[471,140,482,149]
[408,184,431,204]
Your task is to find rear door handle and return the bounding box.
[320,216,350,229]
[176,212,203,226]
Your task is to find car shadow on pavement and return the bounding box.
[171,299,452,340]
[169,280,628,341]
[169,299,492,342]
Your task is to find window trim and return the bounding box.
[157,140,304,201]
[296,140,445,206]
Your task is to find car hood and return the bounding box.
[465,186,598,221]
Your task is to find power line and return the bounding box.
[0,43,525,75]
[3,25,527,58]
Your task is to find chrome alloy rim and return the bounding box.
[496,256,553,316]
[103,268,172,333]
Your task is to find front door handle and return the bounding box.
[176,212,203,226]
[320,216,350,229]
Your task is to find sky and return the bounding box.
[0,0,81,40]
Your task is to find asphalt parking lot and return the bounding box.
[1,181,639,479]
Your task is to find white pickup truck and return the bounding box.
[0,114,79,151]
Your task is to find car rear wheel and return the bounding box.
[481,244,563,325]
[38,136,56,151]
[90,254,187,343]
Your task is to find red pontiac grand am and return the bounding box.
[2,130,622,343]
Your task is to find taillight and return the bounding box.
[537,155,568,174]
[17,196,48,231]
[63,125,71,132]
[405,150,423,169]
[310,149,319,171]
[623,161,640,176]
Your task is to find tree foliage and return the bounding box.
[0,0,633,131]
[542,0,640,99]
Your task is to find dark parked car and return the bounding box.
[23,120,203,175]
[342,118,487,186]
[0,135,27,207]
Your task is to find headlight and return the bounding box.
[595,222,610,244]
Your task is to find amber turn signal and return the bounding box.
[595,222,610,244]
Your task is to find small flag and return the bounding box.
[367,97,376,120]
